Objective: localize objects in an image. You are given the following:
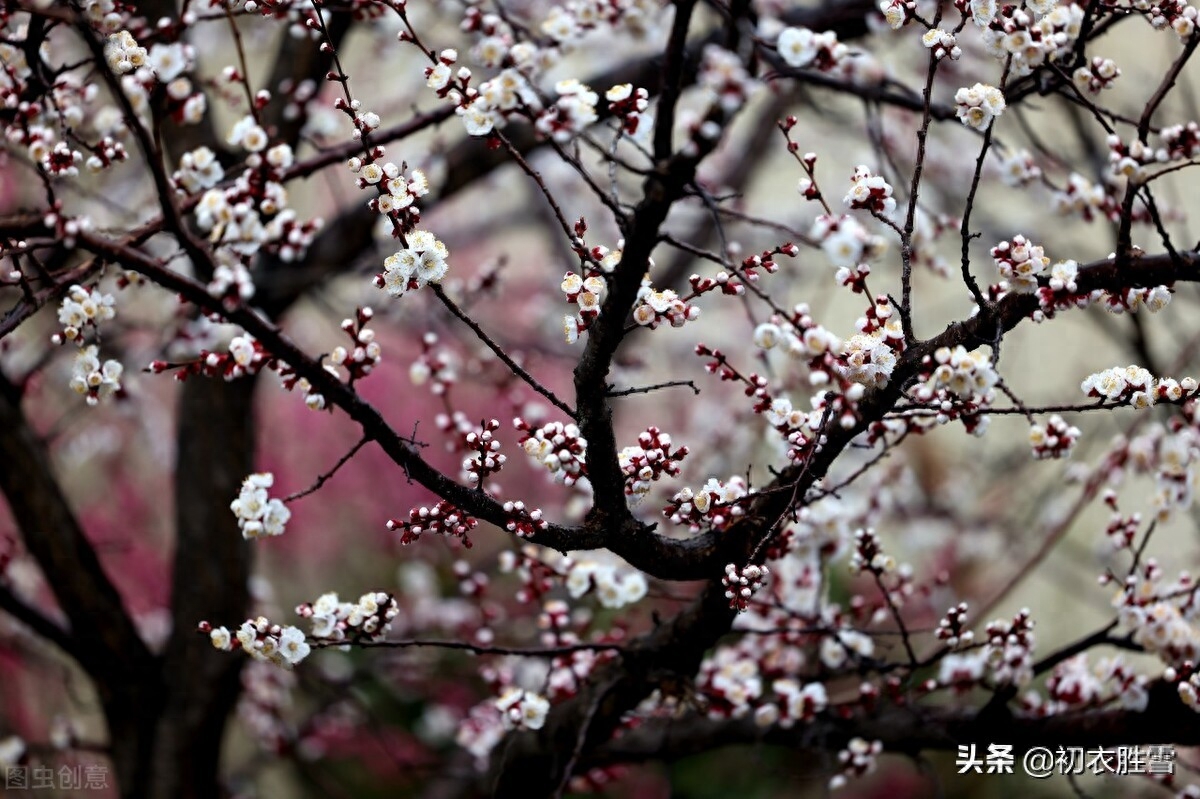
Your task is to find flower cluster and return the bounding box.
[998,147,1043,187]
[1029,415,1082,459]
[1073,57,1121,94]
[618,427,689,501]
[515,419,588,486]
[174,146,224,193]
[69,345,124,406]
[409,333,458,396]
[496,688,550,731]
[56,284,116,344]
[991,234,1049,293]
[191,140,322,263]
[908,345,998,434]
[328,307,381,383]
[104,31,147,75]
[1158,121,1200,160]
[206,618,310,669]
[839,330,900,389]
[231,472,291,540]
[769,680,828,727]
[148,333,271,382]
[375,230,450,298]
[698,45,757,112]
[536,79,598,142]
[352,159,431,227]
[561,270,607,335]
[829,738,883,791]
[954,83,1006,130]
[387,501,479,548]
[843,166,896,217]
[810,214,886,268]
[921,28,961,60]
[1081,365,1199,408]
[631,284,699,329]
[500,500,550,539]
[984,609,1035,686]
[663,476,754,532]
[606,83,651,138]
[565,558,649,609]
[723,563,769,611]
[978,4,1084,77]
[296,591,400,643]
[776,27,847,71]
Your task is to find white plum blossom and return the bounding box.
[69,345,123,405]
[376,231,450,298]
[565,558,648,608]
[104,31,146,74]
[954,83,1006,130]
[57,284,116,343]
[227,115,269,153]
[230,472,291,539]
[496,688,550,730]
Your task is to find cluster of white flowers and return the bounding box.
[297,591,400,642]
[1029,415,1082,459]
[230,472,291,540]
[1148,0,1199,37]
[617,427,687,501]
[768,679,828,727]
[496,688,550,730]
[630,285,699,329]
[990,234,1049,293]
[208,253,256,303]
[1081,365,1198,409]
[997,147,1042,187]
[606,83,653,142]
[977,4,1084,77]
[776,26,846,69]
[954,83,1006,130]
[376,231,450,297]
[984,610,1035,686]
[104,31,146,74]
[56,284,116,344]
[535,79,598,142]
[175,146,224,193]
[839,331,898,388]
[517,420,588,485]
[455,69,539,137]
[936,650,988,687]
[226,114,269,153]
[921,28,961,60]
[1123,600,1200,667]
[70,345,123,406]
[821,626,876,669]
[565,558,648,608]
[916,345,999,407]
[191,154,319,262]
[1073,56,1121,94]
[843,165,896,216]
[698,44,758,112]
[699,648,763,716]
[1052,172,1109,220]
[664,476,753,531]
[829,738,883,790]
[350,160,430,217]
[210,618,310,669]
[722,563,769,611]
[810,214,885,268]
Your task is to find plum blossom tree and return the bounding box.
[4,0,1200,796]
